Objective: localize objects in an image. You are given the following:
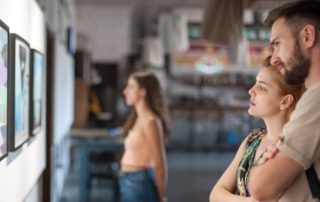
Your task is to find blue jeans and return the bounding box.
[119,169,159,202]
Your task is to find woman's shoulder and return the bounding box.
[247,128,266,144]
[142,112,161,124]
[140,114,161,129]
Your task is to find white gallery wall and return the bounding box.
[51,41,74,202]
[0,0,46,202]
[54,43,74,145]
[47,0,75,201]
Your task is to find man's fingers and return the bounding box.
[257,145,279,165]
[259,158,267,164]
[268,146,279,158]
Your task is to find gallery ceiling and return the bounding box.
[75,0,295,10]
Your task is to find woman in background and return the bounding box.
[209,57,305,202]
[120,71,170,202]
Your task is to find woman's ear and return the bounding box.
[280,94,294,111]
[139,88,146,98]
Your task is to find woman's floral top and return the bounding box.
[236,128,267,196]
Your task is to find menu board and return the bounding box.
[171,42,229,75]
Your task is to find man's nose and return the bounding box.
[270,54,281,65]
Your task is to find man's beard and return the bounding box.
[284,40,311,85]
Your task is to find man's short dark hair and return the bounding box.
[264,1,320,36]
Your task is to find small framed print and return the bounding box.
[8,33,30,151]
[30,49,45,136]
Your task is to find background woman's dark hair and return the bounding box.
[264,1,320,37]
[123,71,171,138]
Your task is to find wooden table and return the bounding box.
[70,128,124,202]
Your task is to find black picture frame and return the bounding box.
[66,26,75,56]
[0,19,9,160]
[8,33,30,151]
[30,49,45,136]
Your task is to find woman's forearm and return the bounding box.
[154,164,167,202]
[210,187,256,202]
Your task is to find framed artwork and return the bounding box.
[0,19,9,160]
[66,26,75,55]
[30,49,44,136]
[8,33,30,151]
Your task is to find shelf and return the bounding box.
[171,74,254,89]
[169,103,248,111]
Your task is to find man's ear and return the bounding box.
[301,24,316,48]
[280,94,294,111]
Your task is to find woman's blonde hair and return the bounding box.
[263,56,306,120]
[123,71,171,138]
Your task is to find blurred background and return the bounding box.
[0,0,296,202]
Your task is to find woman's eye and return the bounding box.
[257,85,266,91]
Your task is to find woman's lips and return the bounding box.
[249,101,255,107]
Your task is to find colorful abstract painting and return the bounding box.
[0,20,8,159]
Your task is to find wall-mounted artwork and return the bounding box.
[8,34,30,151]
[0,20,9,160]
[67,26,75,55]
[30,49,44,136]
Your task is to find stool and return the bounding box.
[87,151,120,202]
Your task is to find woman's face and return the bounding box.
[248,68,285,118]
[123,77,145,106]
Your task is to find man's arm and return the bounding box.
[248,151,304,201]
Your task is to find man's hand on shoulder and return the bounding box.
[256,136,281,165]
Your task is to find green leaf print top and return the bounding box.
[236,128,267,196]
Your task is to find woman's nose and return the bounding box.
[248,86,254,95]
